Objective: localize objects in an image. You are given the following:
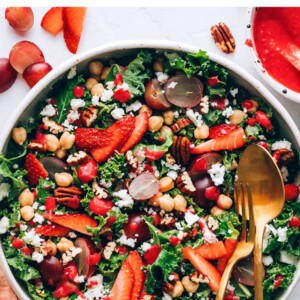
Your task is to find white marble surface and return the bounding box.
[0,6,299,299]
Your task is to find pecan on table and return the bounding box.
[211,22,235,54]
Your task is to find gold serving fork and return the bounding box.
[216,183,255,300]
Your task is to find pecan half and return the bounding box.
[190,271,210,284]
[81,107,99,127]
[162,282,174,293]
[160,216,176,230]
[27,140,47,152]
[171,136,191,166]
[66,151,89,166]
[103,241,116,260]
[166,153,176,165]
[171,117,192,133]
[92,182,111,199]
[54,186,83,203]
[272,149,295,167]
[207,216,219,231]
[200,96,209,114]
[125,150,138,169]
[176,172,196,196]
[42,117,64,134]
[211,22,235,54]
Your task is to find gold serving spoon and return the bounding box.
[236,144,285,300]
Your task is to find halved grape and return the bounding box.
[38,256,63,283]
[144,78,172,110]
[9,41,45,74]
[129,173,160,200]
[23,62,52,88]
[232,256,265,286]
[39,157,71,181]
[192,175,215,208]
[189,153,223,179]
[164,75,203,107]
[0,58,17,93]
[5,7,34,32]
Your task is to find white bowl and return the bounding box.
[245,7,300,103]
[0,40,299,299]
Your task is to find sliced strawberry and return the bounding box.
[209,124,238,139]
[126,251,143,300]
[24,153,48,186]
[35,223,71,237]
[182,247,221,292]
[42,213,98,236]
[210,97,227,110]
[217,238,238,273]
[41,7,63,36]
[75,128,111,152]
[62,7,87,54]
[53,280,79,298]
[89,197,113,216]
[119,112,149,153]
[91,115,135,163]
[110,260,134,300]
[143,244,162,265]
[195,241,227,260]
[144,148,166,161]
[191,127,246,154]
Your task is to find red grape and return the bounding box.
[38,256,64,283]
[39,157,71,181]
[144,78,172,110]
[0,58,17,93]
[23,62,52,88]
[192,175,216,208]
[233,256,265,286]
[123,213,150,244]
[164,75,203,107]
[9,41,45,74]
[5,7,34,32]
[74,238,96,278]
[189,153,223,178]
[129,173,161,200]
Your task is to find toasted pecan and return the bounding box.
[211,22,235,54]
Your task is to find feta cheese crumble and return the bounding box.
[91,95,100,106]
[77,274,105,300]
[186,109,203,127]
[112,189,134,208]
[141,242,152,252]
[125,100,142,113]
[281,166,289,182]
[32,251,44,263]
[99,179,112,188]
[167,82,178,89]
[262,255,273,266]
[0,216,10,234]
[277,227,288,242]
[207,163,226,186]
[101,89,114,102]
[106,81,115,90]
[280,250,297,265]
[167,170,178,180]
[62,247,82,265]
[111,107,125,119]
[40,104,56,117]
[230,88,239,97]
[0,183,10,201]
[33,213,44,224]
[222,106,234,118]
[156,72,169,83]
[117,232,137,248]
[67,66,77,79]
[184,211,199,228]
[70,99,85,110]
[23,230,44,247]
[271,139,292,151]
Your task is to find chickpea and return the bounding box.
[153,60,164,72]
[171,281,184,298]
[18,188,34,207]
[91,83,105,97]
[44,239,57,256]
[160,177,174,192]
[60,132,75,150]
[100,67,111,81]
[55,172,73,187]
[158,194,174,212]
[20,206,34,221]
[211,205,225,217]
[160,126,173,135]
[229,110,247,125]
[182,276,199,293]
[89,61,103,75]
[194,124,209,140]
[55,148,67,159]
[148,116,163,132]
[247,100,259,114]
[12,127,27,146]
[139,105,153,118]
[46,134,60,152]
[85,77,98,90]
[163,110,175,125]
[57,238,74,253]
[174,195,187,212]
[149,192,163,207]
[217,194,233,210]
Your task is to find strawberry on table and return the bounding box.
[41,7,63,36]
[35,223,71,237]
[24,153,48,186]
[42,213,98,236]
[62,7,87,54]
[110,260,134,300]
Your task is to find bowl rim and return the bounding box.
[0,39,299,300]
[245,7,300,103]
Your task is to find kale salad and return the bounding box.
[0,49,299,300]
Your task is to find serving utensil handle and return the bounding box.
[216,255,237,300]
[254,224,265,300]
